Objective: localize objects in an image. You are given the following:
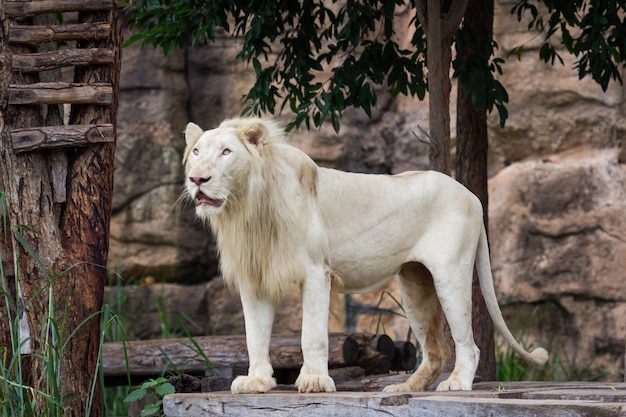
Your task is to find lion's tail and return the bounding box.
[476,226,549,368]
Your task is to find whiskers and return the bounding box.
[173,185,194,216]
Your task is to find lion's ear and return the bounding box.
[185,122,204,147]
[239,122,268,148]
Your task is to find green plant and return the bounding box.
[105,273,209,341]
[101,275,218,413]
[495,305,607,383]
[124,377,175,417]
[0,251,79,416]
[0,230,66,416]
[494,382,507,392]
[99,303,132,417]
[0,195,119,416]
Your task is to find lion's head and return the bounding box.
[182,117,314,301]
[183,117,284,219]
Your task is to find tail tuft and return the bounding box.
[527,347,549,368]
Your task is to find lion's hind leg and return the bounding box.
[432,262,480,392]
[383,263,450,393]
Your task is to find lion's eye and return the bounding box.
[222,148,232,156]
[192,148,199,156]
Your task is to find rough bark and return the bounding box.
[57,7,121,416]
[455,0,496,382]
[12,123,114,152]
[417,0,468,174]
[0,5,120,417]
[9,82,113,105]
[11,48,114,72]
[9,23,112,45]
[3,0,114,17]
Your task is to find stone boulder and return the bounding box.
[489,148,626,381]
[107,44,218,283]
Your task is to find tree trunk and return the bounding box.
[0,5,120,416]
[1,17,64,417]
[417,0,468,174]
[423,0,451,174]
[455,0,496,381]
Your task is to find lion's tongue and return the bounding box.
[197,193,224,207]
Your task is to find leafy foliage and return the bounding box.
[512,0,626,91]
[124,0,426,131]
[124,377,175,417]
[124,0,626,131]
[454,22,509,127]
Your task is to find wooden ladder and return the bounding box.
[1,0,119,203]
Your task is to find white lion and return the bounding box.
[183,117,548,394]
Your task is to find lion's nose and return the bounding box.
[190,176,211,185]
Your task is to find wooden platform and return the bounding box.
[163,381,626,416]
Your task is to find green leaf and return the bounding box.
[140,403,162,417]
[141,377,167,388]
[155,382,176,396]
[331,112,340,133]
[124,388,147,403]
[252,58,262,74]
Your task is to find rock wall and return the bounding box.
[106,2,626,381]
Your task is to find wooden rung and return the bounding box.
[3,0,114,17]
[9,23,111,45]
[11,124,114,152]
[12,48,114,72]
[9,82,112,105]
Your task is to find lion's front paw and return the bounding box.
[295,374,336,393]
[435,374,472,391]
[230,375,277,394]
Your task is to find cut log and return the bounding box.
[391,341,418,372]
[9,82,113,105]
[343,334,391,375]
[9,23,111,45]
[12,48,114,72]
[371,334,396,361]
[343,333,376,366]
[343,333,417,373]
[3,0,114,17]
[102,333,370,379]
[11,124,114,152]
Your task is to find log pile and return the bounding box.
[102,333,418,389]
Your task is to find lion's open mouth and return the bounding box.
[196,192,224,208]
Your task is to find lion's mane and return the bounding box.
[198,118,318,302]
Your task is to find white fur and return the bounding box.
[183,117,548,394]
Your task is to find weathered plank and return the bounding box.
[163,383,626,417]
[3,0,114,17]
[409,396,626,417]
[12,48,114,72]
[11,124,114,152]
[103,333,379,378]
[164,391,416,417]
[9,23,111,45]
[9,82,112,105]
